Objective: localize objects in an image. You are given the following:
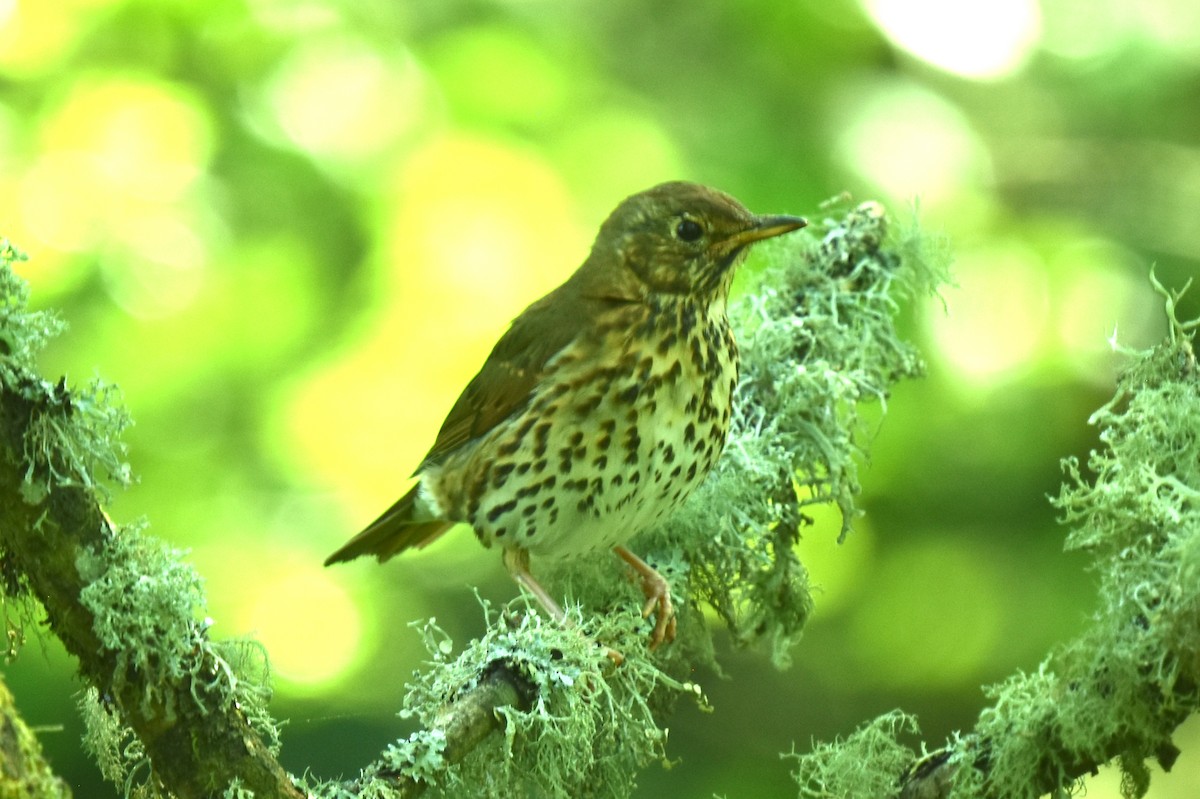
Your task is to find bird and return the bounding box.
[325,181,806,651]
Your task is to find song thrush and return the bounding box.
[326,181,806,649]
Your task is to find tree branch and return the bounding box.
[0,672,72,798]
[791,277,1200,799]
[0,387,303,799]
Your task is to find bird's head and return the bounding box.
[586,181,807,302]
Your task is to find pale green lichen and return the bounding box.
[77,521,213,716]
[76,521,282,796]
[787,710,921,799]
[0,239,65,367]
[0,246,282,795]
[790,274,1200,799]
[305,597,705,799]
[420,601,690,797]
[80,688,153,798]
[0,239,132,507]
[19,375,132,504]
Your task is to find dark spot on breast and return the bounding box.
[486,499,518,523]
[522,504,537,517]
[662,444,675,463]
[690,337,705,370]
[575,393,603,415]
[533,457,548,473]
[705,322,721,348]
[680,307,696,337]
[656,331,677,355]
[593,454,608,470]
[491,463,515,488]
[494,527,507,538]
[514,414,536,440]
[684,422,696,443]
[533,422,552,457]
[619,384,639,404]
[596,433,611,451]
[686,462,697,481]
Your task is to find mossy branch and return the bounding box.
[0,201,946,799]
[0,241,296,799]
[0,672,73,798]
[790,275,1200,799]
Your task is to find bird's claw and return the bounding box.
[614,545,677,650]
[639,578,676,649]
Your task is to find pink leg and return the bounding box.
[503,547,624,665]
[613,545,676,649]
[502,547,566,622]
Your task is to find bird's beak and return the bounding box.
[719,214,808,253]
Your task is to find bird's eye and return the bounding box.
[674,218,704,242]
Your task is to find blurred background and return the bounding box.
[3,0,1199,796]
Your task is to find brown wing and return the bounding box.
[324,484,453,565]
[325,290,590,566]
[417,282,595,470]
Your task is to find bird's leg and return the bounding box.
[502,547,624,665]
[502,547,567,622]
[613,545,676,649]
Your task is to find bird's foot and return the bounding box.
[613,545,676,649]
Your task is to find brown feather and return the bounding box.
[417,277,636,470]
[324,485,454,564]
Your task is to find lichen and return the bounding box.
[77,521,214,716]
[0,239,65,368]
[787,709,921,798]
[0,239,132,507]
[789,274,1200,799]
[76,520,282,794]
[307,597,704,799]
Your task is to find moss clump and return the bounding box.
[0,239,132,508]
[326,599,702,799]
[787,710,921,799]
[789,274,1200,799]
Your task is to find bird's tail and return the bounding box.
[324,484,454,566]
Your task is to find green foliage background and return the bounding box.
[1,1,1198,796]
